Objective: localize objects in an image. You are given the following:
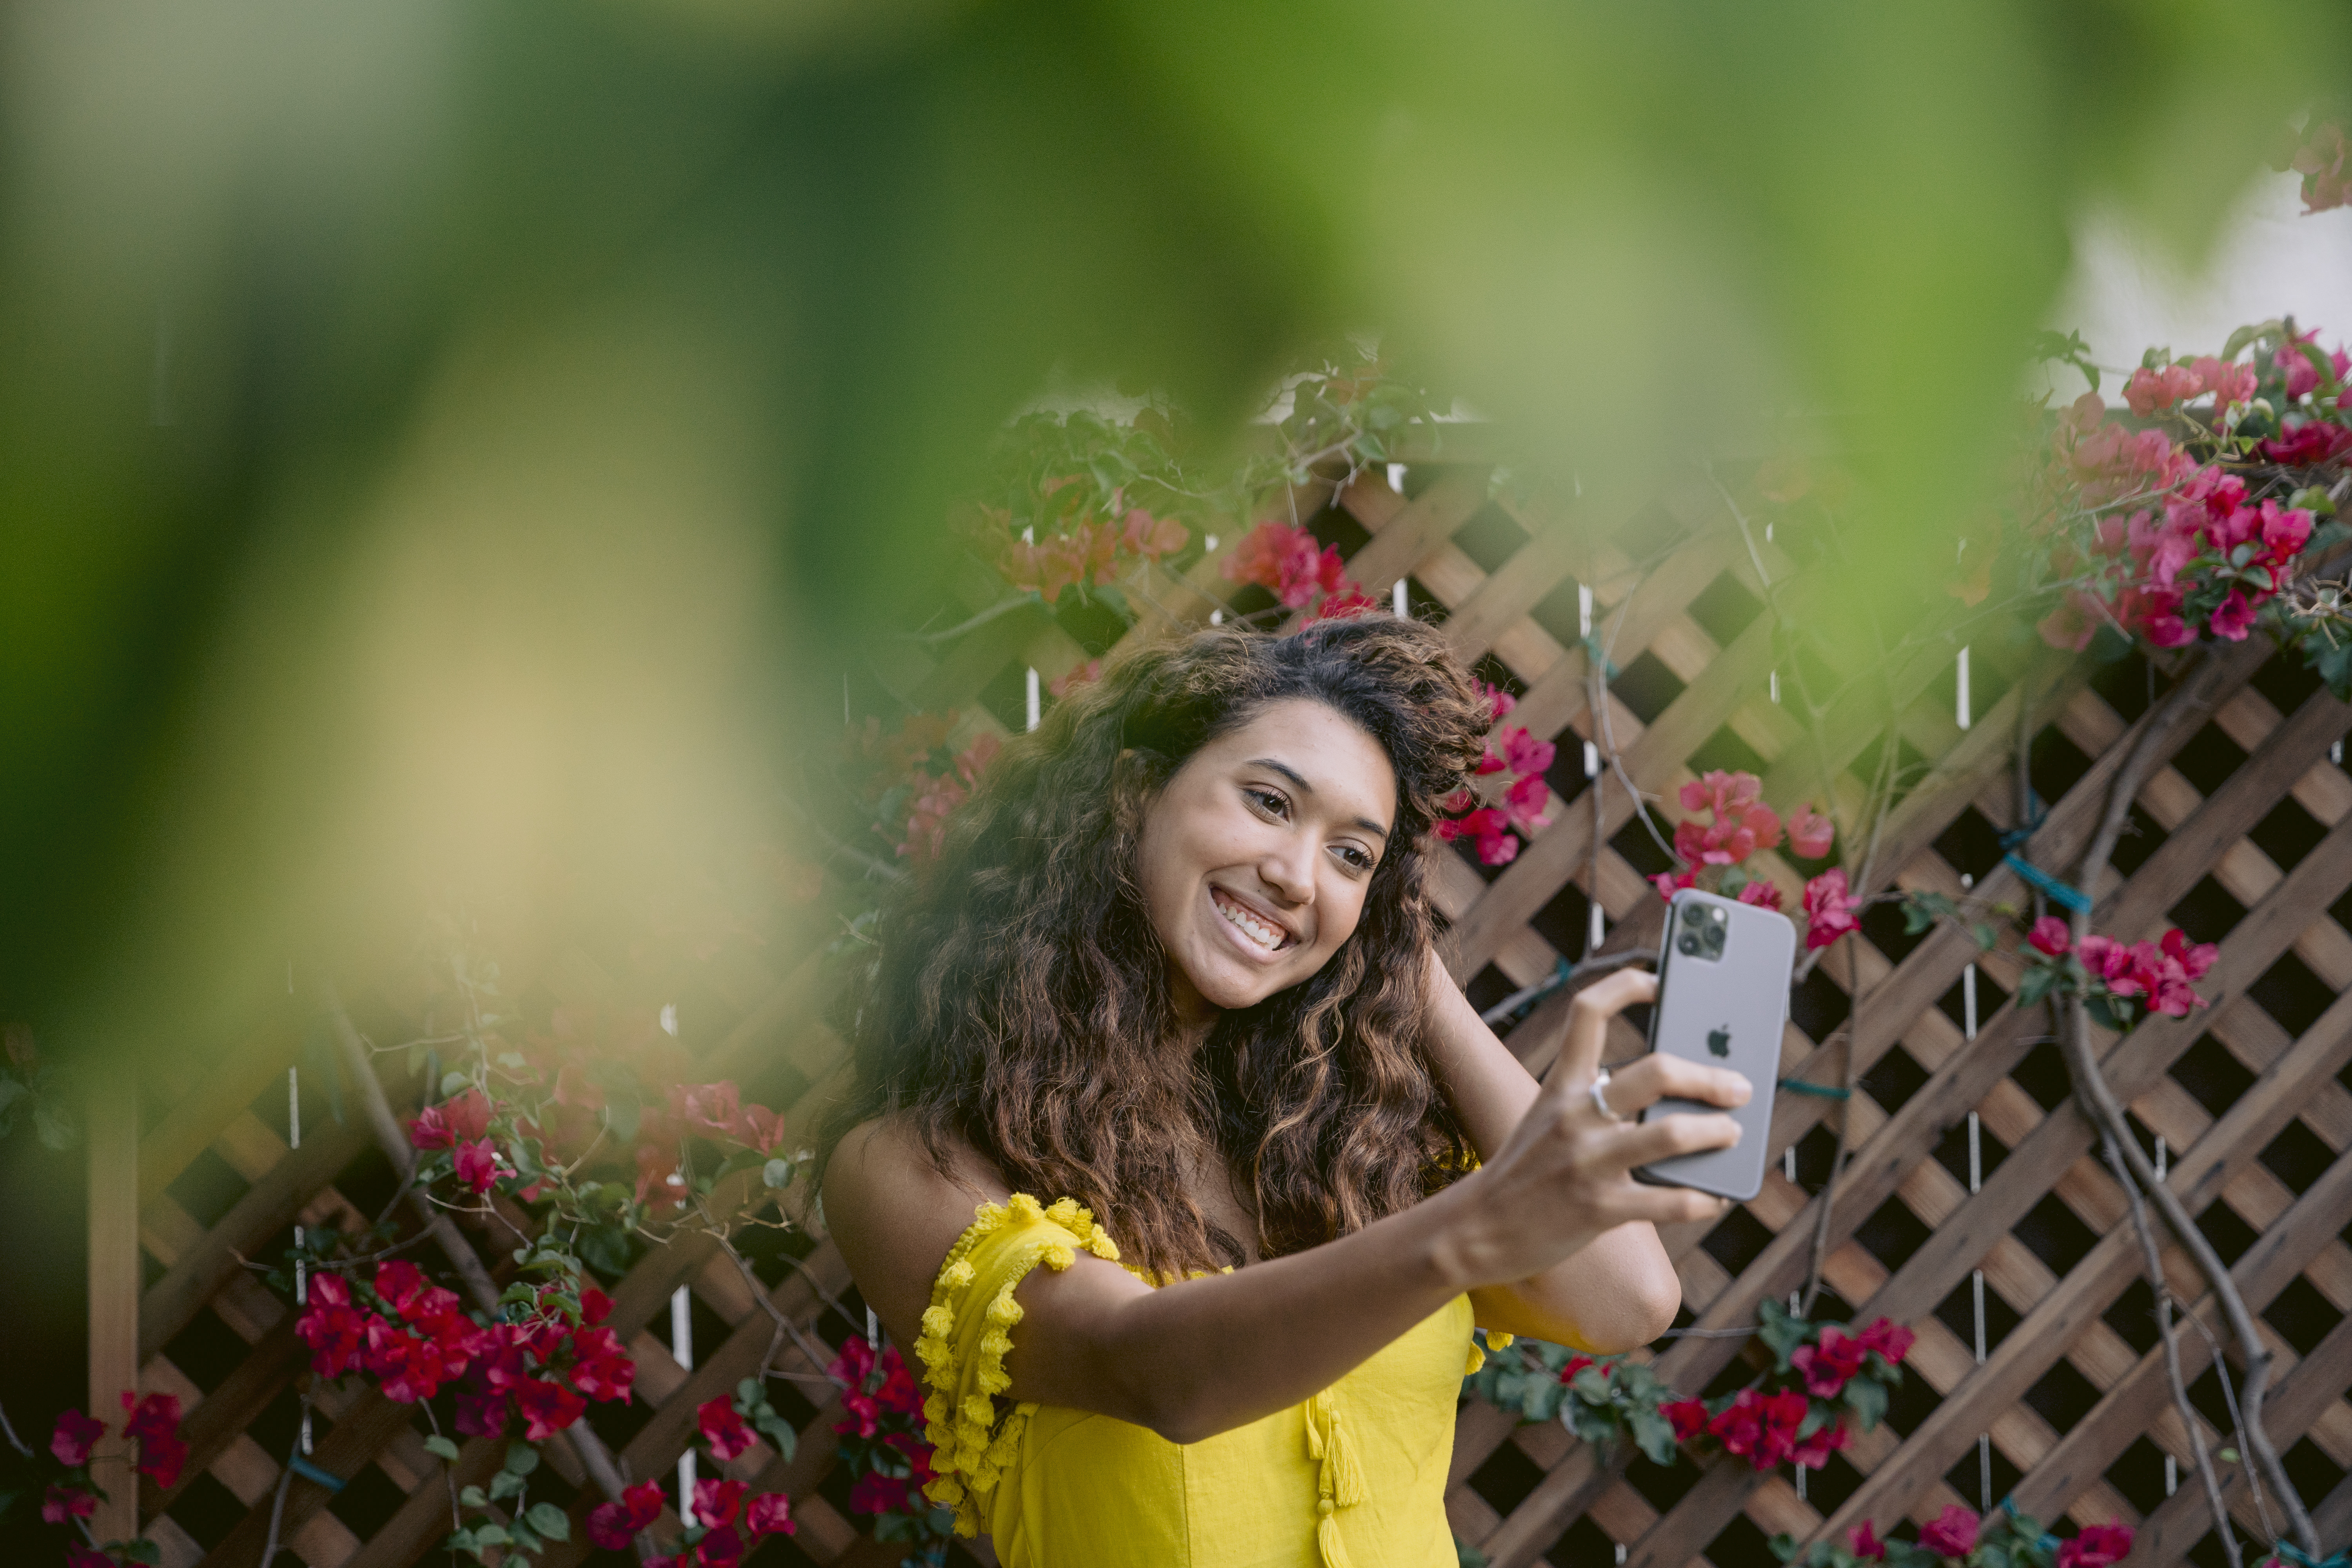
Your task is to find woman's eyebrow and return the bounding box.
[1247,757,1390,840]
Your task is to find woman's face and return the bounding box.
[1135,697,1400,1026]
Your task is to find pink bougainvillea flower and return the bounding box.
[2207,589,2258,642]
[296,1273,370,1379]
[1303,583,1381,622]
[374,1259,429,1317]
[1501,727,1556,777]
[1119,507,1187,561]
[2189,356,2258,408]
[698,1394,757,1461]
[50,1407,104,1467]
[695,1524,747,1567]
[1736,878,1783,912]
[2277,338,2325,401]
[1802,869,1860,951]
[2056,1524,2135,1568]
[1503,773,1552,833]
[1920,1504,1981,1559]
[1651,869,1699,902]
[1786,804,1835,860]
[121,1391,187,1489]
[453,1138,500,1196]
[2028,916,2073,957]
[732,1103,789,1156]
[2258,501,2316,564]
[1047,659,1102,701]
[2123,362,2201,416]
[66,1544,115,1568]
[1221,521,1297,592]
[1708,1387,1803,1468]
[589,1478,669,1549]
[514,1377,586,1442]
[676,1080,743,1138]
[43,1484,97,1523]
[1474,746,1509,776]
[1660,1398,1710,1444]
[408,1087,493,1151]
[693,1477,747,1528]
[1476,828,1520,867]
[1849,1523,1890,1562]
[1791,1417,1849,1470]
[1480,681,1517,721]
[745,1491,798,1537]
[2160,927,2217,981]
[2263,419,2352,466]
[1790,1326,1869,1397]
[1855,1318,1916,1365]
[568,1326,637,1404]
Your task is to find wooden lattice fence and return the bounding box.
[103,450,2352,1568]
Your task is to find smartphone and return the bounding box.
[1633,888,1793,1201]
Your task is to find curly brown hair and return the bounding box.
[822,615,1495,1281]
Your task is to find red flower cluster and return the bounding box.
[120,1391,187,1491]
[2282,120,2350,214]
[588,1478,667,1550]
[2056,1523,2135,1568]
[897,733,1002,866]
[2041,405,2319,653]
[1220,521,1380,624]
[1922,1504,1980,1557]
[1791,1318,1913,1397]
[298,1265,632,1439]
[829,1336,927,1439]
[49,1408,103,1467]
[1675,771,1783,867]
[407,1087,493,1149]
[1000,508,1188,604]
[1801,866,1860,951]
[2123,356,2259,417]
[2080,929,2216,1017]
[1438,723,1555,867]
[847,1431,937,1515]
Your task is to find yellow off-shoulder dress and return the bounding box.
[914,1194,1502,1568]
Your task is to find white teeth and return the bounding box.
[1214,892,1283,951]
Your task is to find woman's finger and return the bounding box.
[1554,968,1656,1085]
[1603,1182,1736,1230]
[1603,1111,1744,1170]
[1600,1053,1751,1116]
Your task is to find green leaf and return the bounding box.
[1843,1374,1889,1431]
[441,1071,472,1098]
[1970,922,1997,952]
[2218,1446,2239,1463]
[1758,1298,1809,1370]
[507,1520,542,1555]
[763,1157,795,1189]
[1628,1406,1678,1466]
[2015,965,2057,1007]
[1773,1534,1805,1564]
[488,1469,526,1501]
[119,1541,164,1567]
[472,1523,513,1547]
[459,1485,490,1509]
[424,1434,461,1462]
[504,1441,540,1475]
[755,1412,799,1461]
[526,1501,571,1541]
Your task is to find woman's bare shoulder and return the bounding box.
[820,1114,1009,1345]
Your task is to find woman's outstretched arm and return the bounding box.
[1418,954,1706,1351]
[822,970,1744,1446]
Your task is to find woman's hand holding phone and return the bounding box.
[1436,968,1753,1291]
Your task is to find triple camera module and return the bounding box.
[1675,900,1729,961]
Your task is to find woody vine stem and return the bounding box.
[2048,650,2318,1558]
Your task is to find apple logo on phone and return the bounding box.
[1707,1024,1732,1057]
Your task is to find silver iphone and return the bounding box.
[1633,888,1792,1201]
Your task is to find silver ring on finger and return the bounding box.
[1590,1068,1627,1124]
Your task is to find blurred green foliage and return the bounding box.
[0,0,2341,1059]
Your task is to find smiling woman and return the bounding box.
[814,618,1752,1567]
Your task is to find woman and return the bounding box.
[820,616,1749,1567]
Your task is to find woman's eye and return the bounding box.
[1334,844,1376,872]
[1245,787,1290,818]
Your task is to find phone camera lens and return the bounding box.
[1679,934,1701,955]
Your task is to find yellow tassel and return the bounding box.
[1304,1390,1366,1507]
[1316,1502,1352,1568]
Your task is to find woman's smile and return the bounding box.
[1209,883,1300,956]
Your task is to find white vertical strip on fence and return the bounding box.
[1025,669,1041,733]
[674,1287,697,1522]
[1956,645,1972,731]
[1393,578,1409,617]
[292,1065,314,1454]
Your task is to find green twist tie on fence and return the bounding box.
[2272,1546,2349,1568]
[287,1455,347,1493]
[1777,1079,1850,1100]
[2002,852,2092,913]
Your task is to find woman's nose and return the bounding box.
[1260,840,1316,904]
